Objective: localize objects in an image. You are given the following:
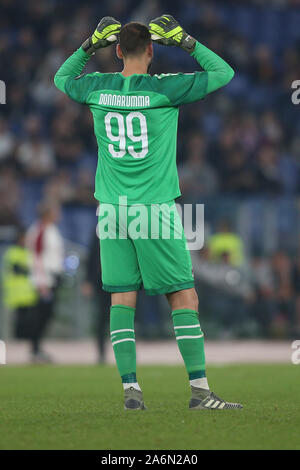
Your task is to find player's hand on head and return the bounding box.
[149,14,181,46]
[149,14,196,53]
[82,16,121,55]
[92,17,122,47]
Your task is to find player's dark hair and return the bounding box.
[119,22,151,57]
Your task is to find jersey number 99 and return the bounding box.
[104,111,149,159]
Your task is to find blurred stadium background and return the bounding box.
[1,0,300,364]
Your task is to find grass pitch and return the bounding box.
[0,363,298,450]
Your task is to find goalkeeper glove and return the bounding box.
[81,16,121,55]
[149,14,196,53]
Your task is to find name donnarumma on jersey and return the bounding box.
[99,93,150,107]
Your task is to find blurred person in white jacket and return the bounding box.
[26,201,64,362]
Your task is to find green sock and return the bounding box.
[110,304,137,384]
[172,309,207,385]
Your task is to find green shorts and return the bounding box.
[98,200,194,296]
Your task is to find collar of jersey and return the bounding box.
[117,72,149,78]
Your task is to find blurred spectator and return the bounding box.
[25,201,64,361]
[208,219,245,266]
[43,169,74,205]
[260,111,283,145]
[16,114,55,179]
[251,254,276,337]
[271,251,295,337]
[74,168,96,206]
[238,113,260,153]
[291,255,300,333]
[250,44,276,85]
[192,246,253,336]
[0,118,15,166]
[220,145,257,194]
[17,137,55,180]
[256,144,283,194]
[0,167,20,226]
[2,228,38,342]
[51,111,84,166]
[179,133,219,198]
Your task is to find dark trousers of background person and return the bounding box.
[14,306,36,340]
[31,277,62,356]
[31,289,56,355]
[276,299,296,337]
[94,289,110,363]
[252,293,275,338]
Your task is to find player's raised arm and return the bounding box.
[149,14,234,105]
[53,17,121,103]
[190,40,235,94]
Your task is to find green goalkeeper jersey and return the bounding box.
[54,41,234,204]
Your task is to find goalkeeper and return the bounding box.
[54,15,242,411]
